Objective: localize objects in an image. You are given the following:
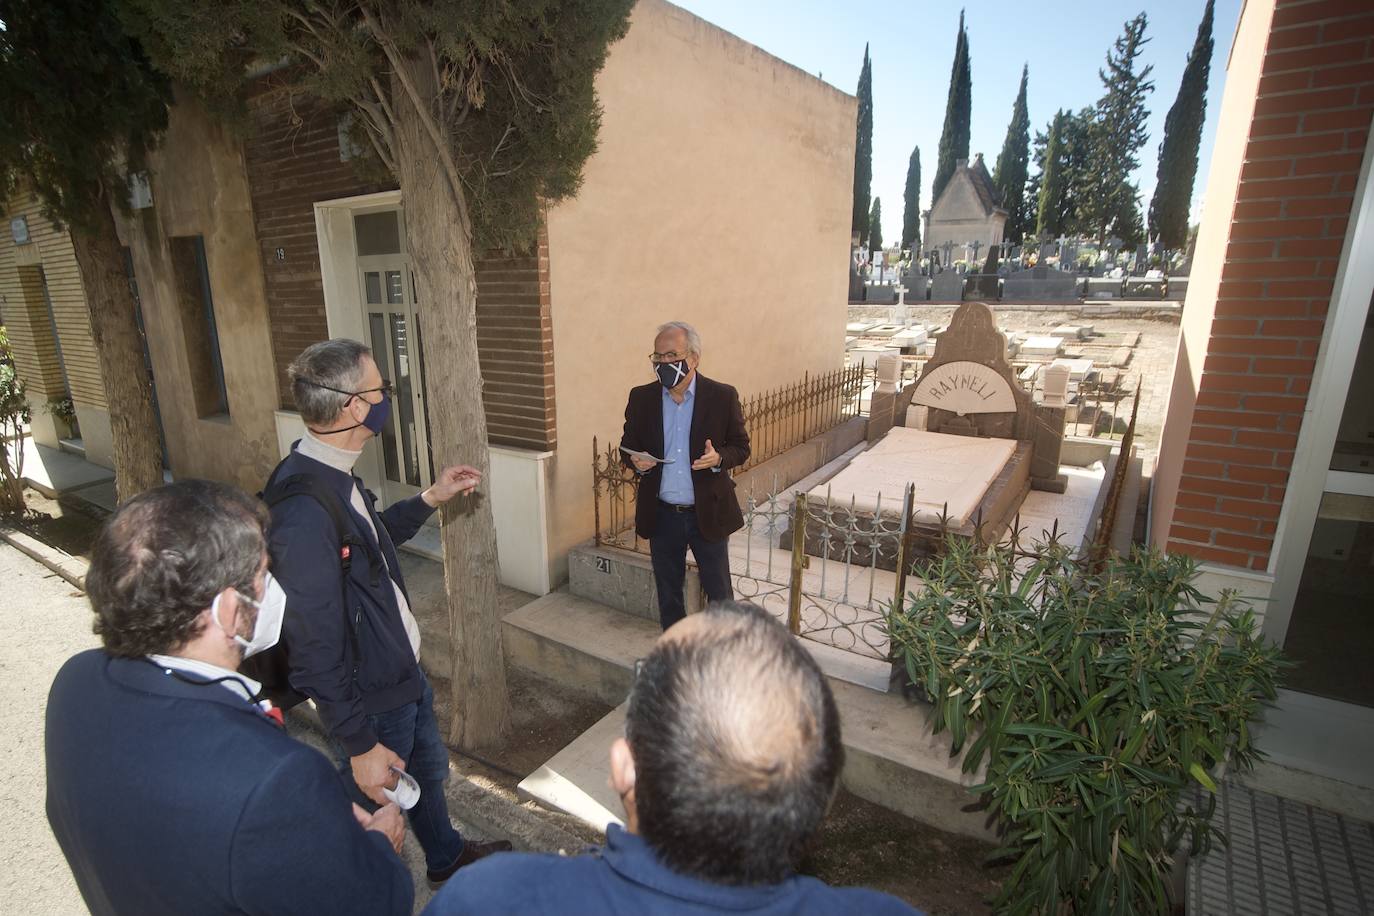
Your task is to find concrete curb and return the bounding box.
[0,525,87,590]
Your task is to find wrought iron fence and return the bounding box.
[1069,370,1135,440]
[736,363,869,473]
[592,363,872,551]
[733,479,1074,662]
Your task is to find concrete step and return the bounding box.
[503,589,997,842]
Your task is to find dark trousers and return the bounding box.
[649,501,733,630]
[333,672,464,873]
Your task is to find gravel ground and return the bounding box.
[0,541,93,915]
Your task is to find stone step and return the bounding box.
[503,590,997,842]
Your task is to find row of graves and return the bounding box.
[844,313,1137,440]
[851,241,1190,305]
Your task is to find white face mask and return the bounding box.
[211,572,286,659]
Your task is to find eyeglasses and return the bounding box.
[649,351,687,363]
[302,378,394,399]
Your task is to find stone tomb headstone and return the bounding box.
[1002,264,1079,302]
[1041,364,1071,408]
[930,269,965,302]
[911,301,1032,441]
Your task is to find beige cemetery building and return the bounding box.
[11,0,856,597]
[922,154,1008,265]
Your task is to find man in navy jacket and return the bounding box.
[268,339,509,887]
[46,480,413,915]
[426,602,924,915]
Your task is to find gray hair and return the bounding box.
[289,339,371,425]
[655,321,702,359]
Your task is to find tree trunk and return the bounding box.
[69,201,164,502]
[390,61,511,750]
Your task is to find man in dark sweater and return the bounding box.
[267,338,509,888]
[425,601,924,915]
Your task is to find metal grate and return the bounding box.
[1188,781,1374,915]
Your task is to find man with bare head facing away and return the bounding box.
[426,601,922,914]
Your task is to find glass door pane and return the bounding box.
[1284,288,1374,707]
[366,312,402,484]
[1283,494,1374,707]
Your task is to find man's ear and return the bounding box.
[209,587,241,641]
[609,736,636,798]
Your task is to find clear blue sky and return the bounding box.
[672,0,1240,246]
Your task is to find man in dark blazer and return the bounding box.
[45,480,413,916]
[621,321,750,629]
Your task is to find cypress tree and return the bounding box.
[1149,0,1215,250]
[901,146,922,252]
[1083,14,1155,242]
[1036,111,1068,237]
[868,197,884,253]
[853,45,874,245]
[992,64,1032,243]
[932,11,972,205]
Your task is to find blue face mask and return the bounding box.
[361,391,392,436]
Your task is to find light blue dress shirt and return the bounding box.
[659,376,696,505]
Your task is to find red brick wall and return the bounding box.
[1167,0,1374,571]
[242,84,556,451]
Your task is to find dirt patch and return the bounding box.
[4,490,106,558]
[804,790,1008,914]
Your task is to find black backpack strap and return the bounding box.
[261,473,362,574]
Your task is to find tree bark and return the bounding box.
[69,202,163,502]
[389,59,511,750]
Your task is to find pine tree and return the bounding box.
[1082,14,1155,242]
[992,64,1031,243]
[1149,0,1215,250]
[932,11,972,205]
[901,146,922,252]
[853,45,874,245]
[0,0,169,501]
[129,0,634,750]
[868,197,884,253]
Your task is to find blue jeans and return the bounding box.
[337,673,465,872]
[649,502,733,630]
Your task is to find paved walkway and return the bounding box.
[0,541,94,915]
[1189,780,1374,915]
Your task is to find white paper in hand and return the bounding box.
[619,446,674,464]
[382,766,421,810]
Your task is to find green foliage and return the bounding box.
[853,45,874,243]
[867,197,883,253]
[932,11,972,206]
[901,145,922,252]
[1149,0,1215,250]
[0,325,31,514]
[0,0,171,232]
[992,65,1031,243]
[125,0,634,252]
[1080,13,1155,243]
[887,537,1286,914]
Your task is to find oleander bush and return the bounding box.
[887,536,1286,914]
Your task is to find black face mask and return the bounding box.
[655,359,689,390]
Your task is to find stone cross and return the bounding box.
[968,239,983,263]
[941,240,955,268]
